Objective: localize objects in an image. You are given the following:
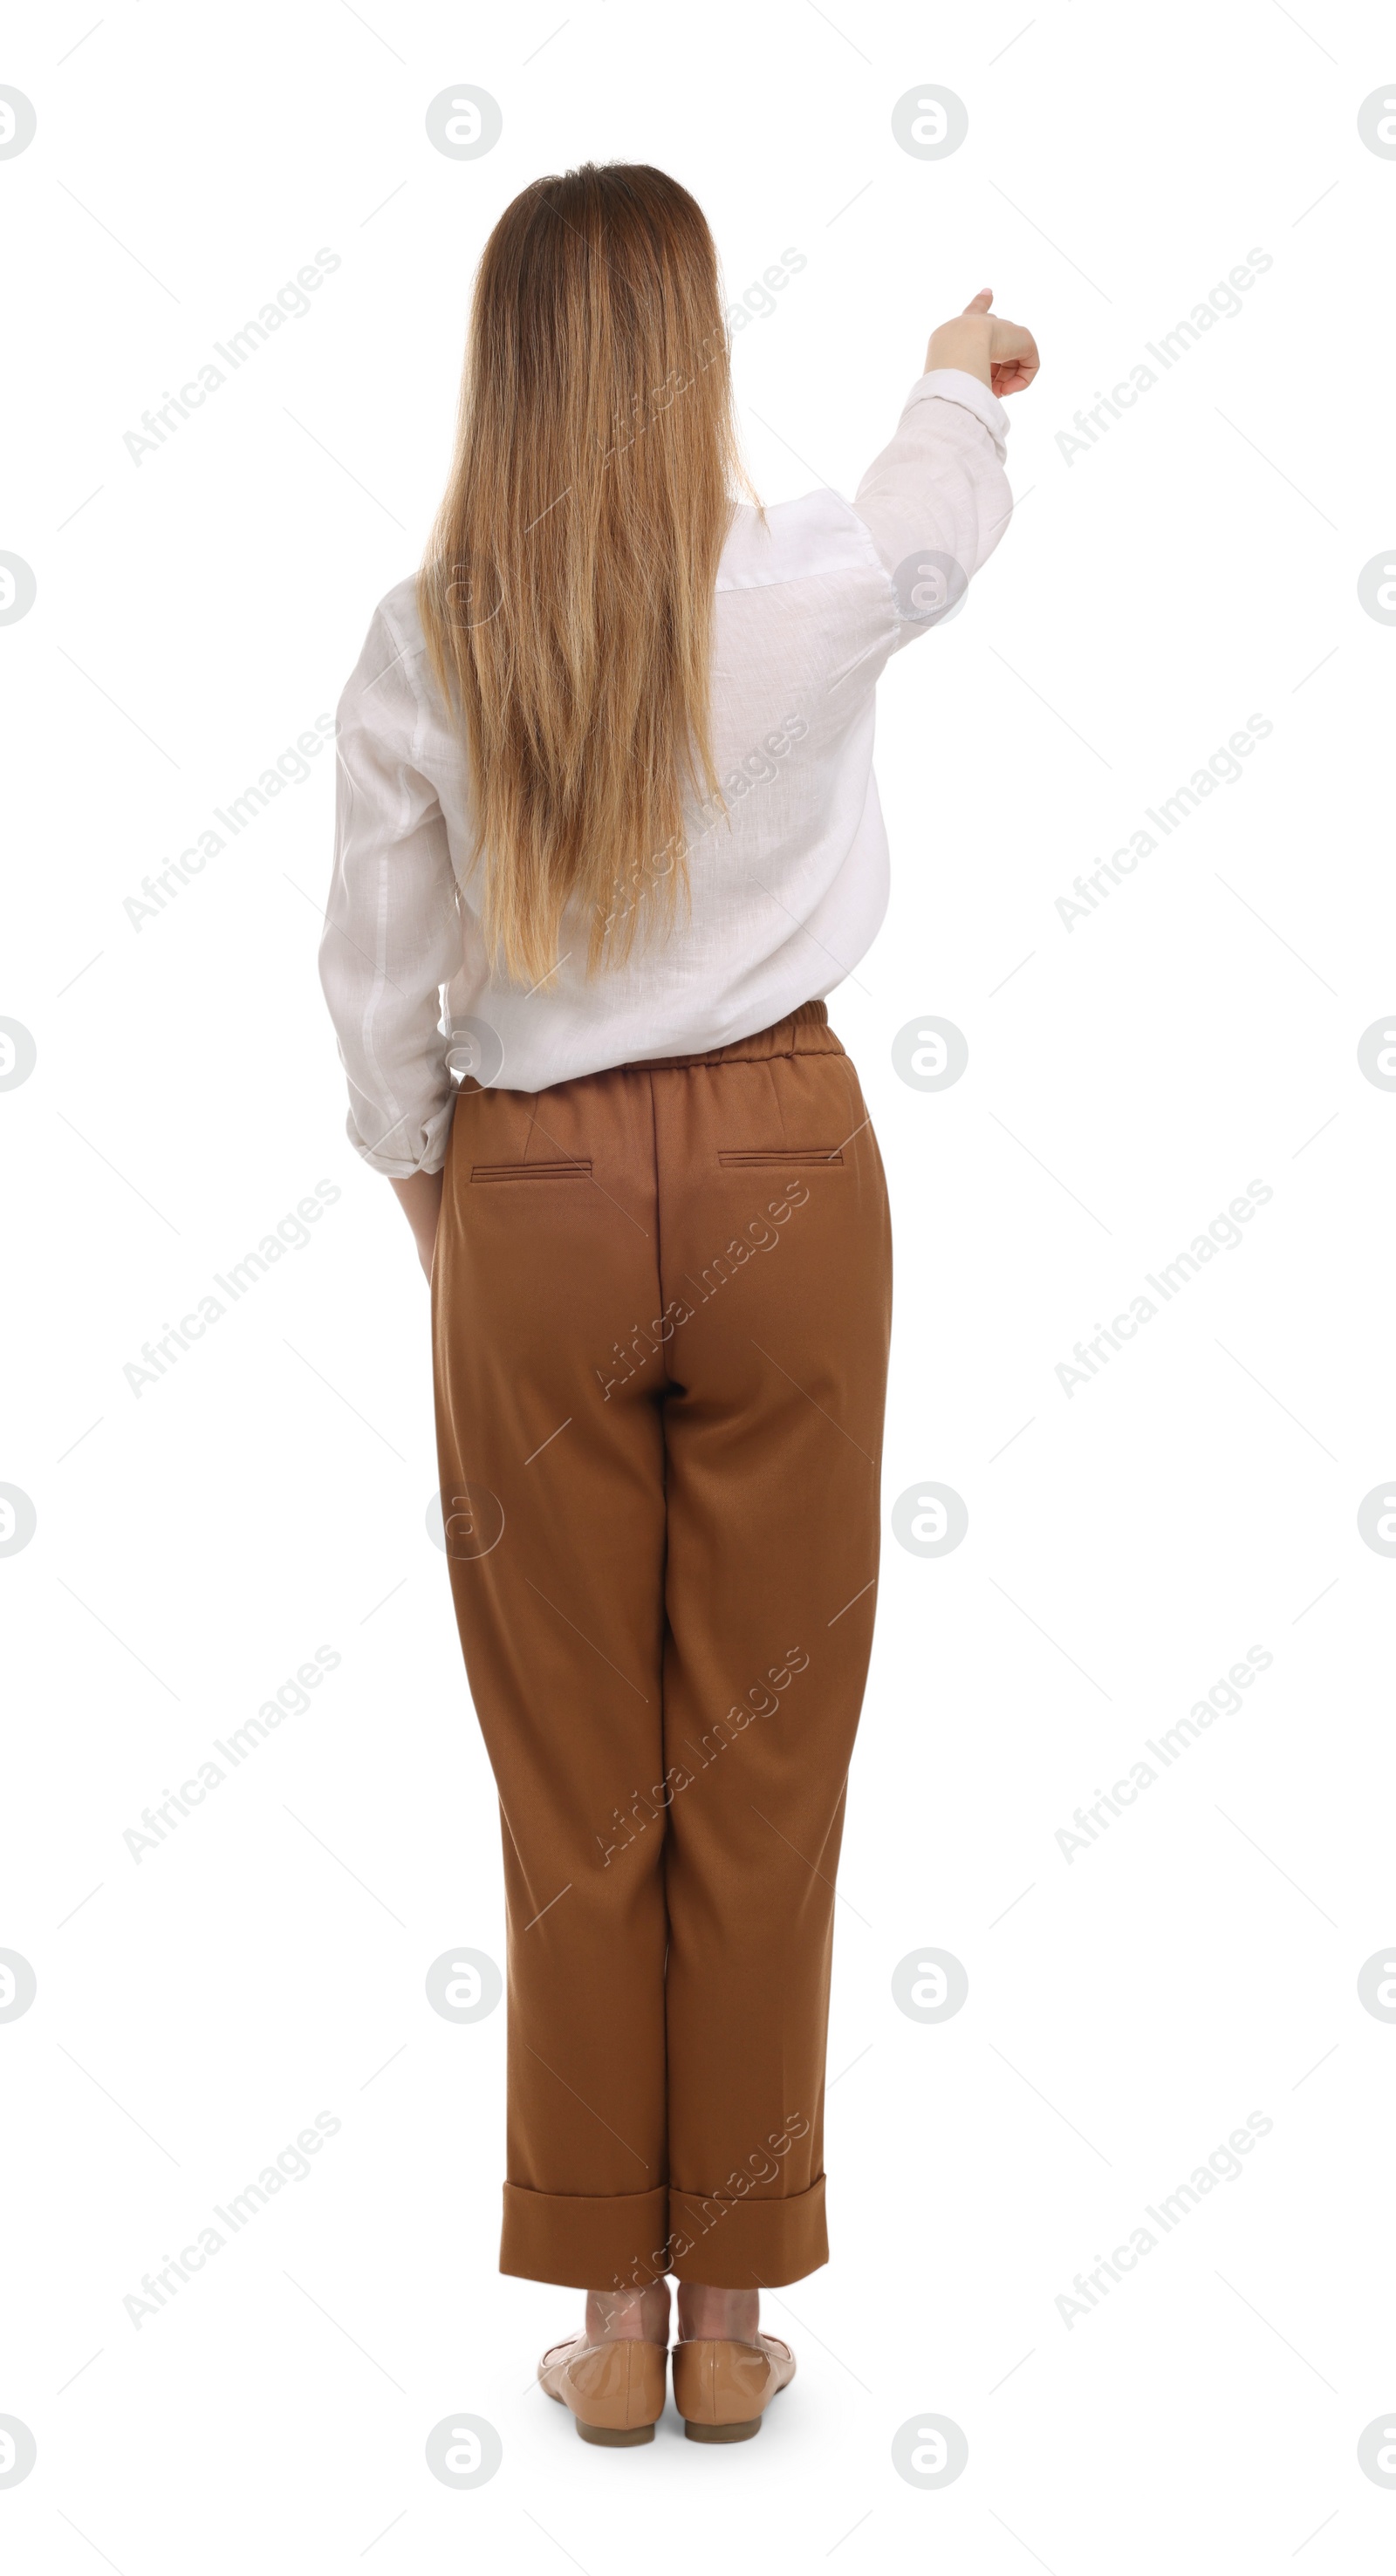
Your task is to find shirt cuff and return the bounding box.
[345,1103,453,1182]
[907,367,1011,460]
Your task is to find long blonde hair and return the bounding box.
[419,161,752,989]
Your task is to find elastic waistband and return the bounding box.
[620,1000,842,1074]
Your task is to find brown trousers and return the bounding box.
[431,1002,892,2290]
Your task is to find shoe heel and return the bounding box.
[684,2417,761,2443]
[576,2419,656,2447]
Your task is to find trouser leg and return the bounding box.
[650,1037,892,2286]
[431,1068,674,2291]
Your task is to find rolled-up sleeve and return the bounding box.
[850,366,1014,652]
[318,602,462,1179]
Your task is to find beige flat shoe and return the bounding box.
[537,2333,667,2446]
[671,2333,797,2443]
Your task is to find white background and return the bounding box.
[5,0,1396,2566]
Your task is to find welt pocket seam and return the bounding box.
[469,1158,593,1182]
[715,1147,845,1168]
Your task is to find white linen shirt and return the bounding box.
[319,366,1012,1177]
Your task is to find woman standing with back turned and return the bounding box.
[320,161,1037,2447]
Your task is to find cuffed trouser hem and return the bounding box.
[499,2175,830,2289]
[500,2183,672,2291]
[667,2175,827,2287]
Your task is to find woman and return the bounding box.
[320,161,1036,2447]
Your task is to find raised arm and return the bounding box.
[849,288,1038,643]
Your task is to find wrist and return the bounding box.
[923,316,993,387]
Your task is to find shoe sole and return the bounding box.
[683,2417,762,2443]
[574,2418,657,2446]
